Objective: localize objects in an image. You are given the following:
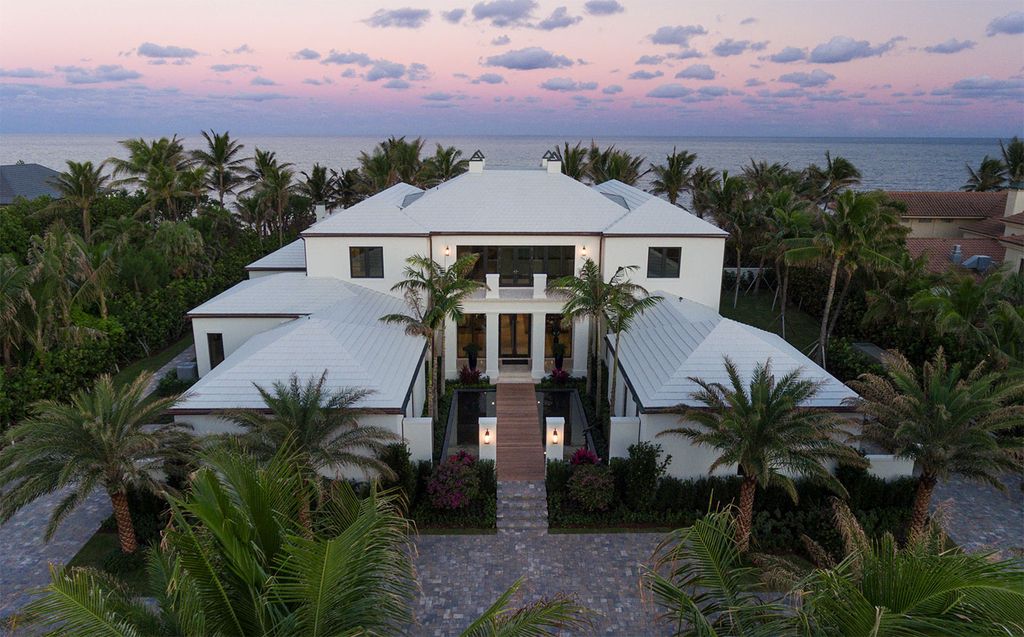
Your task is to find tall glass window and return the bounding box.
[456,245,575,286]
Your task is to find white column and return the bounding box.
[545,416,565,463]
[572,316,590,377]
[444,319,458,379]
[479,417,497,463]
[532,273,547,299]
[486,273,499,299]
[486,312,499,381]
[531,311,546,380]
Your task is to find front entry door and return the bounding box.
[499,314,531,361]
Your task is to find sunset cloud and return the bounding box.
[808,35,903,63]
[649,25,707,47]
[472,0,536,27]
[485,47,572,69]
[136,42,198,59]
[364,7,432,28]
[584,0,623,15]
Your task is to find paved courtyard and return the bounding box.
[934,472,1024,556]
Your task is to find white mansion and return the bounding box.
[172,155,904,479]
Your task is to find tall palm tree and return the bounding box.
[230,371,398,479]
[758,189,813,339]
[742,159,795,196]
[847,349,1024,539]
[358,136,428,190]
[191,129,246,204]
[74,240,116,319]
[549,259,649,416]
[107,135,190,194]
[704,171,751,309]
[962,156,1008,192]
[659,357,863,551]
[177,165,209,214]
[910,269,1005,358]
[47,160,109,243]
[0,372,192,553]
[242,147,293,194]
[649,147,697,205]
[587,145,647,185]
[381,253,481,416]
[137,162,190,223]
[25,447,591,636]
[258,163,296,247]
[26,221,87,344]
[553,141,590,181]
[688,165,719,218]
[0,254,32,366]
[299,163,337,210]
[334,167,367,208]
[423,144,469,185]
[1001,135,1024,188]
[642,506,1024,636]
[606,288,661,414]
[785,190,898,367]
[805,151,861,206]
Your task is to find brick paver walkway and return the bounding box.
[495,383,545,481]
[0,345,196,621]
[934,472,1023,557]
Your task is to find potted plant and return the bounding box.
[463,343,480,370]
[551,341,566,370]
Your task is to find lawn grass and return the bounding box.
[719,289,820,355]
[66,530,150,595]
[112,334,193,388]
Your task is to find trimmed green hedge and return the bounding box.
[547,459,915,558]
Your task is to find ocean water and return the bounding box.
[0,134,1000,192]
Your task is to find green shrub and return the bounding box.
[156,370,197,397]
[620,442,671,512]
[102,549,147,575]
[568,464,615,512]
[378,442,417,505]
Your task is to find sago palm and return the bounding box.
[649,147,697,205]
[47,160,109,243]
[846,348,1023,539]
[660,357,864,551]
[0,372,192,553]
[229,371,398,480]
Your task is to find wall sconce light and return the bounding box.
[444,245,451,257]
[551,428,559,445]
[580,245,588,257]
[483,428,492,445]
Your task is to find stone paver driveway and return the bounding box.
[934,472,1023,556]
[415,530,665,635]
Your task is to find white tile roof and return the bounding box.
[187,273,365,316]
[614,295,856,410]
[245,239,306,271]
[177,277,425,411]
[596,181,728,237]
[303,183,427,235]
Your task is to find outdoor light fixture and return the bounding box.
[444,245,451,257]
[580,245,588,256]
[552,428,559,444]
[483,428,492,445]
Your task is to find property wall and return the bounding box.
[638,413,738,479]
[601,237,725,310]
[900,218,965,238]
[192,316,294,376]
[303,235,430,294]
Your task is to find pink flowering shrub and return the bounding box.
[569,447,600,466]
[427,451,481,510]
[568,464,615,512]
[549,368,570,385]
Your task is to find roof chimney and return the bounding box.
[468,150,485,173]
[950,244,963,265]
[314,204,328,222]
[541,150,562,174]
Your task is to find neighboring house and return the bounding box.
[174,154,903,479]
[891,189,1024,274]
[0,163,61,205]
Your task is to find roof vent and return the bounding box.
[601,192,630,210]
[468,150,485,173]
[962,255,993,272]
[400,192,424,208]
[950,244,962,265]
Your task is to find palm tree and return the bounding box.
[358,136,427,190]
[137,162,190,223]
[758,189,813,339]
[382,253,481,416]
[25,447,591,636]
[242,147,293,194]
[0,372,192,553]
[785,190,898,368]
[805,151,861,206]
[0,254,32,366]
[299,163,337,210]
[553,141,590,181]
[74,240,116,319]
[606,289,662,414]
[178,166,209,214]
[258,162,296,247]
[659,357,864,551]
[1001,136,1024,188]
[230,371,398,479]
[649,147,697,205]
[847,349,1024,539]
[423,144,469,185]
[191,129,246,204]
[334,167,367,208]
[910,269,1005,358]
[549,259,649,416]
[47,160,109,243]
[642,505,1024,636]
[962,156,1008,192]
[742,159,795,195]
[587,145,647,185]
[688,165,719,218]
[704,170,751,308]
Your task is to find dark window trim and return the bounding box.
[349,246,384,279]
[647,246,681,278]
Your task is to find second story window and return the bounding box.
[350,246,384,278]
[648,247,681,278]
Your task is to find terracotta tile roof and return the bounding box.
[905,238,1005,274]
[999,234,1024,247]
[960,217,1007,238]
[886,191,1006,219]
[1001,211,1024,227]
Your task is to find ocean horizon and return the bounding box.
[0,133,1004,192]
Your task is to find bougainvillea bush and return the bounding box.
[426,450,481,510]
[569,447,600,466]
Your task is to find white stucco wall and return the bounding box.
[900,218,963,238]
[192,316,294,376]
[639,413,738,479]
[303,235,430,293]
[247,269,302,279]
[601,237,725,310]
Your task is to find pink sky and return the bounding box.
[1,0,1022,136]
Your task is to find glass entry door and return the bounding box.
[499,314,531,360]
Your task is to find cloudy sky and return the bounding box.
[1,0,1022,137]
